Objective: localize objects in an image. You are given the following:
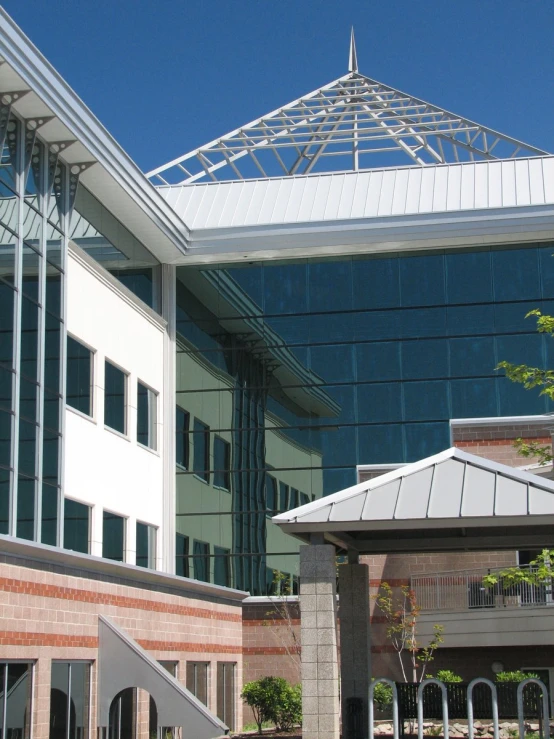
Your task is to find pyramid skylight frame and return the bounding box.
[148,33,548,186]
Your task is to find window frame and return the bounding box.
[136,380,158,452]
[65,334,95,419]
[103,359,128,437]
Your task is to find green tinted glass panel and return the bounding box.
[214,546,230,587]
[193,419,209,482]
[103,511,124,561]
[20,296,39,381]
[104,362,126,434]
[0,365,13,412]
[64,498,90,554]
[213,436,230,490]
[176,407,189,468]
[67,337,92,416]
[175,533,189,578]
[18,418,36,478]
[0,466,9,534]
[0,282,15,367]
[41,482,58,546]
[193,540,209,582]
[16,475,35,540]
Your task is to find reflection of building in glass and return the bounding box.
[175,268,337,593]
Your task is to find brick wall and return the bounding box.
[0,550,245,736]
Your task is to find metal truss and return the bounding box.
[148,32,548,185]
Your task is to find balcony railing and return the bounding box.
[411,564,554,612]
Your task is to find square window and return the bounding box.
[104,361,126,434]
[66,336,93,416]
[193,419,210,483]
[213,436,230,490]
[137,382,157,450]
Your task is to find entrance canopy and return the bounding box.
[272,448,554,554]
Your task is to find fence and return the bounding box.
[411,565,552,612]
[369,678,550,739]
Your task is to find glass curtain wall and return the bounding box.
[175,244,554,594]
[0,106,70,545]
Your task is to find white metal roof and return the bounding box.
[273,447,554,553]
[158,155,554,230]
[148,32,547,186]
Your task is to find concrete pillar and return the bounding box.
[339,559,371,739]
[299,543,340,739]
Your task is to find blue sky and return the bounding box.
[3,0,553,174]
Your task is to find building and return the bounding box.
[1,7,554,738]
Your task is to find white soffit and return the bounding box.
[158,156,554,231]
[272,447,554,528]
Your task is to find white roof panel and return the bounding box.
[159,156,554,232]
[273,447,554,528]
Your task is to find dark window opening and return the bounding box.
[176,407,190,468]
[66,337,92,416]
[193,419,210,482]
[176,533,189,578]
[213,436,230,490]
[102,511,125,562]
[104,361,126,434]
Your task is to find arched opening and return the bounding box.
[109,689,136,739]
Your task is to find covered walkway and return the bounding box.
[273,447,554,739]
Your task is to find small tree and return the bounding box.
[497,309,554,466]
[374,582,444,682]
[263,570,301,672]
[241,676,301,734]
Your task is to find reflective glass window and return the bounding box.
[176,532,189,578]
[0,283,15,367]
[216,663,235,732]
[446,250,493,304]
[186,663,209,707]
[20,295,39,381]
[193,419,210,482]
[102,511,125,562]
[0,467,8,534]
[279,482,289,513]
[137,382,157,450]
[193,539,209,582]
[18,419,37,477]
[104,361,126,434]
[16,475,35,540]
[64,499,90,554]
[492,247,540,301]
[0,662,33,739]
[42,431,60,486]
[0,409,11,469]
[213,436,230,490]
[21,243,40,302]
[214,546,230,587]
[176,406,190,468]
[0,366,13,412]
[41,482,58,546]
[50,662,91,739]
[45,263,62,318]
[266,474,277,515]
[136,521,156,569]
[44,313,61,393]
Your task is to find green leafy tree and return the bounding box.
[373,582,444,682]
[497,309,554,466]
[240,676,302,734]
[483,549,554,589]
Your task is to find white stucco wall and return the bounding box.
[64,247,166,568]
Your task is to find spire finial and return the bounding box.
[348,27,358,73]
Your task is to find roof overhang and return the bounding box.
[0,9,190,263]
[273,447,554,554]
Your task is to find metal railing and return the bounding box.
[411,564,553,612]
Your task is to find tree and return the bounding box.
[241,676,302,734]
[497,309,554,466]
[373,582,444,682]
[483,548,554,589]
[262,570,301,672]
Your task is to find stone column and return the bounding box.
[300,542,340,739]
[339,557,371,739]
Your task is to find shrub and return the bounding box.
[430,670,463,683]
[495,670,540,682]
[241,676,302,734]
[371,680,393,710]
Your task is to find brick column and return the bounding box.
[339,561,371,739]
[299,543,340,739]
